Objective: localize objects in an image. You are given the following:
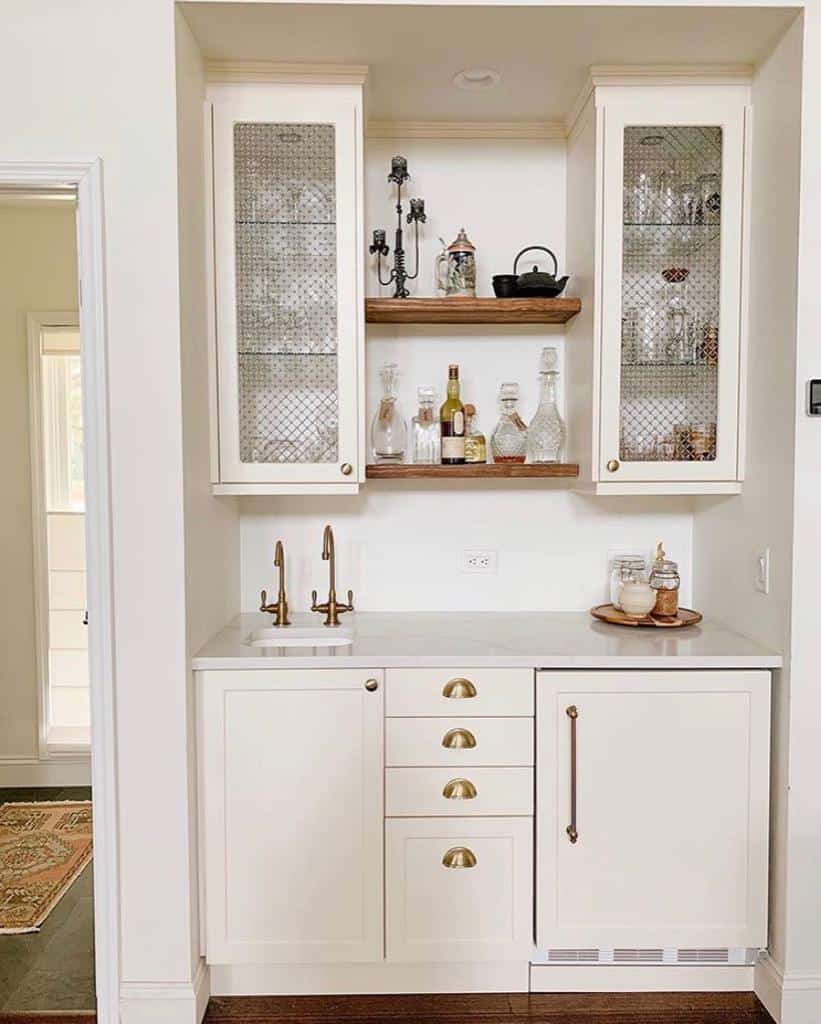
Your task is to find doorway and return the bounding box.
[0,166,118,1023]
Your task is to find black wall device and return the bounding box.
[809,380,821,416]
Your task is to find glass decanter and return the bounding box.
[371,362,407,463]
[527,347,566,463]
[490,382,528,464]
[411,386,440,464]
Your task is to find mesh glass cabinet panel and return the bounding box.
[620,126,722,464]
[233,122,339,465]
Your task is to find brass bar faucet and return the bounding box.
[311,525,354,627]
[259,540,291,626]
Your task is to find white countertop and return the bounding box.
[192,612,781,671]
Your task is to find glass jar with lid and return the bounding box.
[610,555,647,610]
[649,542,681,618]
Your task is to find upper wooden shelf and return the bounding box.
[365,297,581,325]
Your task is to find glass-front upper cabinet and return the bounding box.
[598,85,750,488]
[209,79,365,492]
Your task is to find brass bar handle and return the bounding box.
[442,727,477,749]
[442,677,478,699]
[442,846,477,869]
[442,778,477,800]
[566,705,579,844]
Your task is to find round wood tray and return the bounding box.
[590,603,703,629]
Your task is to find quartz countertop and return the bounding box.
[192,612,781,671]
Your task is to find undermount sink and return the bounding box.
[244,626,354,649]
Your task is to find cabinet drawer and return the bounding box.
[386,668,533,718]
[386,717,533,767]
[386,767,533,817]
[386,816,533,962]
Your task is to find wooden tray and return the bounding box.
[590,603,703,628]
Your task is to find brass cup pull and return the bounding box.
[340,462,353,476]
[442,677,477,699]
[606,459,620,473]
[442,778,477,800]
[442,846,477,869]
[442,727,477,749]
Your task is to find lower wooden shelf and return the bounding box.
[366,463,579,479]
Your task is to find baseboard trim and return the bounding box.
[0,755,91,787]
[755,954,821,1024]
[529,963,754,992]
[120,958,210,1023]
[210,961,529,995]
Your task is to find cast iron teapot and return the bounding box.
[513,245,569,298]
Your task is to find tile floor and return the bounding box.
[0,787,95,1013]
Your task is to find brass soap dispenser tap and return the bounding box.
[259,540,291,626]
[311,525,354,627]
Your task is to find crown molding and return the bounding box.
[565,63,754,137]
[590,63,753,86]
[366,120,566,141]
[206,61,369,86]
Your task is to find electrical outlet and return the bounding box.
[754,548,771,595]
[460,549,498,574]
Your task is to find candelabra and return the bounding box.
[369,156,427,299]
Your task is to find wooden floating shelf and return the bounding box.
[366,463,580,480]
[365,297,581,325]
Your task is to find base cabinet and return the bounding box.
[386,817,533,963]
[198,669,384,964]
[536,670,770,951]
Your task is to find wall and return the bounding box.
[176,4,241,983]
[0,201,78,771]
[241,137,694,612]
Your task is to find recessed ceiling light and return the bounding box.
[453,68,501,91]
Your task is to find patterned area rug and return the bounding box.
[0,801,93,934]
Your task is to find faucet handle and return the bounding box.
[259,589,268,612]
[311,589,320,611]
[346,589,354,610]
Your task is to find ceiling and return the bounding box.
[181,3,798,122]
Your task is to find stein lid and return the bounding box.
[448,227,475,253]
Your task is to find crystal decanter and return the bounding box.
[526,347,566,463]
[490,382,528,464]
[371,362,407,463]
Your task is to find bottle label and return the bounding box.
[442,436,465,460]
[452,411,464,435]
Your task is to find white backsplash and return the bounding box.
[240,137,693,614]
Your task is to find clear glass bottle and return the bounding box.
[463,404,487,464]
[490,382,528,464]
[527,347,566,463]
[371,362,407,463]
[411,386,440,464]
[610,555,647,610]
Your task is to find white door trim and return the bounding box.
[26,309,83,762]
[0,160,119,1024]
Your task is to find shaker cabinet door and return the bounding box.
[210,84,363,488]
[598,88,749,485]
[199,669,383,964]
[536,670,770,951]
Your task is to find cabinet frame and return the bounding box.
[207,80,365,490]
[536,669,770,951]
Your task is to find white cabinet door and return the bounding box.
[536,670,770,950]
[597,85,750,486]
[199,669,383,964]
[210,83,363,489]
[386,817,533,962]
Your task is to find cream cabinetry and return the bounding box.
[198,669,383,964]
[207,75,366,494]
[536,670,770,951]
[567,72,752,494]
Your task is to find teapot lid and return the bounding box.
[448,227,475,252]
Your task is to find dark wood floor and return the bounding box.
[204,992,774,1024]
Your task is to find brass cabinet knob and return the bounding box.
[340,462,353,476]
[442,778,477,800]
[606,459,620,473]
[442,727,477,749]
[364,678,379,692]
[442,846,477,869]
[442,677,477,699]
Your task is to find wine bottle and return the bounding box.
[440,364,466,465]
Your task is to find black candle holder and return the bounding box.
[369,155,426,299]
